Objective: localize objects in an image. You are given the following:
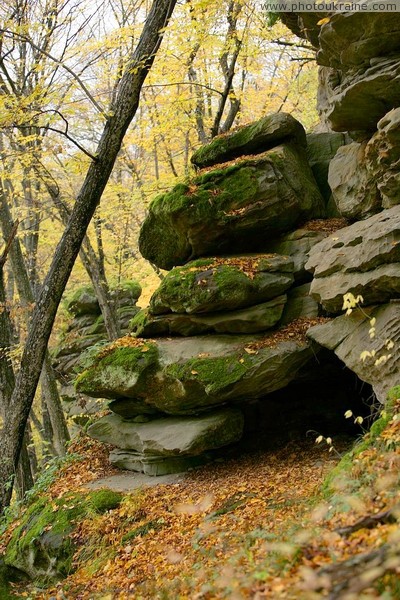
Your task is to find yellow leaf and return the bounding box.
[141,346,149,352]
[244,347,257,354]
[317,17,330,26]
[191,370,198,375]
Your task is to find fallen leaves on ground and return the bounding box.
[302,218,349,234]
[8,402,400,599]
[243,317,330,351]
[30,440,342,599]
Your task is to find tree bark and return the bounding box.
[0,0,177,515]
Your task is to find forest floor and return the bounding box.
[3,398,400,600]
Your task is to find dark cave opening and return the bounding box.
[236,351,376,453]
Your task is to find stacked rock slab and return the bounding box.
[77,113,340,475]
[281,9,400,401]
[53,281,141,423]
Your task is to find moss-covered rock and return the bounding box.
[75,339,159,405]
[139,145,325,270]
[4,490,122,582]
[130,297,287,337]
[191,113,307,169]
[78,334,317,415]
[148,255,293,315]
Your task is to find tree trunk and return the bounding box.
[0,0,177,516]
[34,167,121,340]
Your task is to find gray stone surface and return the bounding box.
[263,228,327,282]
[281,284,319,325]
[306,132,348,202]
[322,58,400,132]
[306,206,400,312]
[307,302,400,402]
[86,472,186,490]
[131,296,286,337]
[365,108,400,209]
[328,142,380,220]
[317,11,400,70]
[88,409,244,456]
[109,451,208,476]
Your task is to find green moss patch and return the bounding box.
[75,341,159,398]
[4,489,123,583]
[165,354,250,396]
[190,113,306,169]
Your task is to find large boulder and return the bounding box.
[306,206,400,313]
[317,11,400,70]
[65,281,142,317]
[76,330,318,415]
[139,145,325,270]
[191,113,307,169]
[321,58,400,133]
[130,297,286,337]
[148,255,293,315]
[307,302,400,402]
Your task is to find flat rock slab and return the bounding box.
[307,302,400,402]
[131,297,286,337]
[139,145,324,270]
[76,333,317,415]
[148,254,293,315]
[191,112,307,169]
[306,206,400,312]
[87,409,244,456]
[109,451,210,476]
[85,472,186,491]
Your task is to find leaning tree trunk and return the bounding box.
[0,0,177,514]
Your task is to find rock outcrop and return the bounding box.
[306,206,400,313]
[70,11,400,475]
